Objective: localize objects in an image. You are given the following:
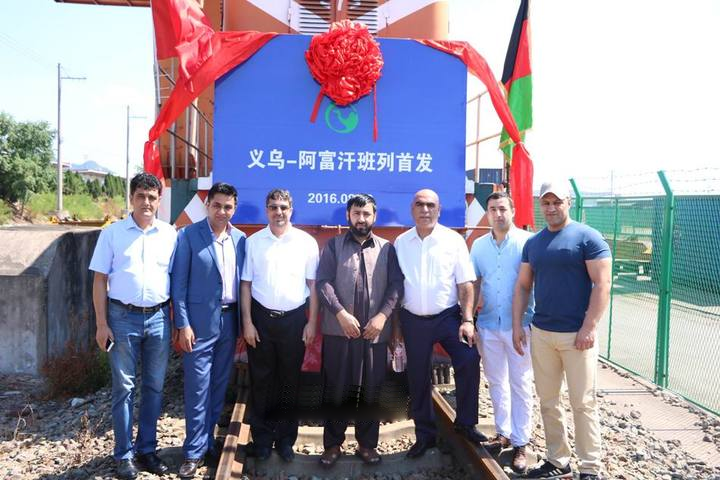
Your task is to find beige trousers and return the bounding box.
[530,325,602,475]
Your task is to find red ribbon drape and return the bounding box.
[151,0,215,83]
[144,31,277,178]
[147,2,533,227]
[419,40,534,228]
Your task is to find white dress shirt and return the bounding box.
[241,224,319,311]
[394,223,476,316]
[89,215,178,307]
[209,220,238,304]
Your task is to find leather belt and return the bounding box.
[221,302,237,312]
[403,305,459,319]
[109,298,169,314]
[252,299,305,319]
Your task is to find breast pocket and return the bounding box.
[156,252,172,269]
[153,243,173,271]
[430,250,455,280]
[286,250,308,280]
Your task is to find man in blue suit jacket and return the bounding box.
[171,182,246,478]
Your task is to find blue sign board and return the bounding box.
[214,35,467,226]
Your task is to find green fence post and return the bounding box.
[607,197,620,359]
[655,171,675,388]
[569,178,583,222]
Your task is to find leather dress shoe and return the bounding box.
[178,458,204,478]
[481,434,510,454]
[115,458,139,480]
[406,438,436,459]
[454,424,489,445]
[511,445,528,474]
[276,444,295,462]
[135,452,169,475]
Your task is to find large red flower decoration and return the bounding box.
[305,20,383,106]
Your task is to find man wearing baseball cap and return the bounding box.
[512,180,612,479]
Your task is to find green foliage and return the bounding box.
[87,179,102,199]
[63,170,88,195]
[0,200,12,225]
[27,193,104,220]
[41,342,110,398]
[103,174,126,198]
[0,112,56,203]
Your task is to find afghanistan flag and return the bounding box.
[499,0,532,160]
[499,0,534,228]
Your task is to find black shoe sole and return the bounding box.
[405,445,436,459]
[524,473,572,479]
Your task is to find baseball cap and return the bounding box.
[539,180,570,199]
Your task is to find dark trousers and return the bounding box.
[400,306,480,442]
[321,335,387,449]
[247,299,307,449]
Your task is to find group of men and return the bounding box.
[471,183,610,479]
[91,172,610,480]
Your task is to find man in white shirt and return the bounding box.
[240,188,319,463]
[90,173,178,480]
[395,189,487,459]
[470,192,534,474]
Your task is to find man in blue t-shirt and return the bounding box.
[512,181,611,480]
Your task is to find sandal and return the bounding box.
[319,445,342,468]
[355,446,381,465]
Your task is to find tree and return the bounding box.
[63,171,87,195]
[0,113,56,204]
[87,179,102,199]
[103,174,126,198]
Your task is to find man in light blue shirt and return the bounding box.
[90,173,177,480]
[470,192,534,474]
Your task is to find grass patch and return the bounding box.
[26,193,124,220]
[100,195,126,218]
[0,201,12,224]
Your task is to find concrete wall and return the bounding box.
[0,226,100,374]
[0,274,46,374]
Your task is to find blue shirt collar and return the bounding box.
[125,214,159,233]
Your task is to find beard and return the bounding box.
[349,222,373,237]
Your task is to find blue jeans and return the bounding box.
[107,302,171,461]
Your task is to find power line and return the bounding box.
[0,31,54,72]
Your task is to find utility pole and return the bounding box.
[125,106,147,213]
[56,63,86,216]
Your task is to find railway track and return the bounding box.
[213,365,510,480]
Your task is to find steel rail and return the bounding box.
[214,366,251,479]
[432,387,509,480]
[215,372,509,480]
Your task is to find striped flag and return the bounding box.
[499,0,534,228]
[499,0,532,159]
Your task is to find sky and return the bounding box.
[0,0,155,177]
[1,0,719,194]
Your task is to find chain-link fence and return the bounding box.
[532,169,720,414]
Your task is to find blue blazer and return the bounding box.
[171,220,246,338]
